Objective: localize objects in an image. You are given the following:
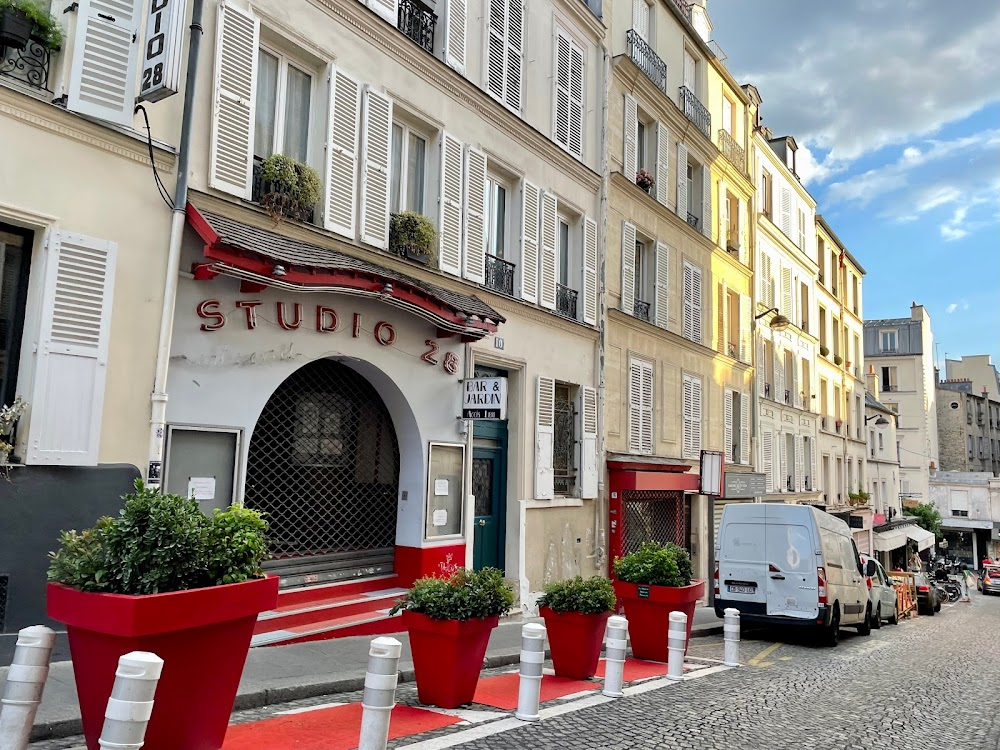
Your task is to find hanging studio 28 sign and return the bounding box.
[462,377,507,420]
[138,0,187,102]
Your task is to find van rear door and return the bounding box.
[764,506,819,619]
[717,506,767,607]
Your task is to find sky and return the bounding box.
[708,0,1000,369]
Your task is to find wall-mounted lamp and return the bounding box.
[754,307,790,332]
[272,264,287,278]
[864,414,889,426]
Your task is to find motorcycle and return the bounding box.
[933,566,961,602]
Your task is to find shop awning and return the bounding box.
[873,527,908,552]
[186,203,504,340]
[905,525,935,551]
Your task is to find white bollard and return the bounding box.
[666,611,687,681]
[0,625,56,750]
[514,623,546,722]
[98,651,163,750]
[601,616,628,698]
[358,636,402,750]
[723,608,741,667]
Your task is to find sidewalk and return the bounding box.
[3,607,722,743]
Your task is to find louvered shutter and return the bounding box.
[740,394,750,465]
[675,143,688,220]
[463,146,487,284]
[738,199,748,264]
[795,436,805,492]
[780,187,791,236]
[27,231,116,466]
[553,31,583,156]
[568,43,584,158]
[628,360,642,453]
[797,208,806,250]
[583,216,598,325]
[437,132,464,275]
[640,360,653,454]
[535,376,555,499]
[756,336,765,394]
[792,355,801,408]
[443,0,467,74]
[683,375,702,459]
[486,0,506,102]
[623,94,638,184]
[324,67,361,239]
[359,86,393,250]
[724,388,734,463]
[505,0,524,111]
[620,222,636,314]
[367,0,398,24]
[67,0,144,127]
[654,241,669,329]
[740,295,751,362]
[702,168,712,239]
[762,431,773,492]
[520,180,540,303]
[779,433,788,490]
[774,345,785,405]
[208,1,258,198]
[580,386,598,498]
[632,0,649,38]
[716,282,726,354]
[718,180,728,249]
[683,263,702,344]
[811,443,818,493]
[781,265,793,317]
[722,96,732,134]
[758,252,768,304]
[655,123,670,207]
[538,192,558,310]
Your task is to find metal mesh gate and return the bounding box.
[621,490,689,556]
[245,359,400,586]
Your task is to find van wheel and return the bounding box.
[823,606,840,647]
[857,604,872,636]
[888,603,898,625]
[872,604,882,629]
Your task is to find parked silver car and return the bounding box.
[860,554,899,626]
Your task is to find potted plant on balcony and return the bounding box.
[834,354,844,366]
[0,0,62,50]
[390,211,437,265]
[537,575,616,679]
[613,542,704,662]
[819,345,830,358]
[390,566,513,708]
[636,168,655,194]
[0,396,26,463]
[46,480,277,750]
[258,154,321,223]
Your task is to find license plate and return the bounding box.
[728,584,756,594]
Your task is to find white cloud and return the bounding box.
[946,303,958,314]
[940,207,970,241]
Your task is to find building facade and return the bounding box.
[929,471,1000,564]
[945,355,1000,402]
[865,372,905,567]
[936,379,1000,476]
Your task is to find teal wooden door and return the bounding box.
[472,446,506,570]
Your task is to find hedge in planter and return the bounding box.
[258,154,321,222]
[391,567,513,708]
[390,211,437,264]
[537,576,616,679]
[46,480,278,750]
[612,542,704,662]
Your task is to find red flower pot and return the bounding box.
[613,580,705,662]
[539,607,611,679]
[403,610,498,708]
[47,577,278,750]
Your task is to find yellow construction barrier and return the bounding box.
[889,571,917,619]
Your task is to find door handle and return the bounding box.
[478,519,486,526]
[770,574,785,580]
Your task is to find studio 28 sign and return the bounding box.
[138,0,187,102]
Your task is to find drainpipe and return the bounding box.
[146,0,205,485]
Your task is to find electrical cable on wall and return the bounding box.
[134,105,174,210]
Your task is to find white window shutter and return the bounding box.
[463,146,487,284]
[780,186,791,236]
[583,216,598,325]
[781,265,793,317]
[27,231,117,466]
[797,208,806,249]
[208,1,259,198]
[359,86,393,250]
[740,394,750,465]
[811,443,818,492]
[792,355,801,408]
[774,345,785,404]
[504,0,525,112]
[795,436,805,492]
[324,67,362,239]
[67,0,144,127]
[580,386,598,498]
[740,295,751,362]
[640,360,653,454]
[623,94,638,183]
[437,131,464,275]
[724,388,734,463]
[655,123,670,207]
[762,431,773,492]
[554,32,571,151]
[779,433,788,491]
[654,241,669,329]
[722,97,732,134]
[701,168,712,239]
[535,376,555,499]
[683,374,702,459]
[675,143,688,220]
[486,0,506,102]
[520,180,540,303]
[367,0,398,25]
[716,281,726,354]
[538,192,558,310]
[718,180,728,249]
[628,359,642,453]
[738,200,748,264]
[568,43,585,159]
[620,221,636,314]
[691,377,702,456]
[756,336,765,395]
[443,0,468,74]
[632,0,649,38]
[683,263,702,344]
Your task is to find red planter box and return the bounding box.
[613,580,705,662]
[539,607,610,680]
[403,610,498,708]
[47,577,278,750]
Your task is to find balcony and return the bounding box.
[484,254,515,296]
[0,38,53,94]
[717,129,748,177]
[626,30,667,94]
[670,0,692,21]
[686,212,700,230]
[678,86,711,139]
[634,299,651,322]
[557,284,578,320]
[397,0,437,54]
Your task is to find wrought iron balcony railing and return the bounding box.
[670,0,692,21]
[556,284,578,320]
[484,254,515,296]
[626,30,666,94]
[633,299,651,322]
[717,129,748,176]
[679,85,711,139]
[397,0,436,54]
[686,212,699,230]
[0,38,53,93]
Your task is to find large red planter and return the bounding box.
[47,576,278,750]
[539,607,610,679]
[613,580,705,662]
[403,610,498,708]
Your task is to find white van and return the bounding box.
[713,503,872,646]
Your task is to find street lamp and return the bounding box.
[750,307,791,497]
[754,307,790,332]
[864,414,889,427]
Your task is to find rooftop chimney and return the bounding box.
[867,369,880,400]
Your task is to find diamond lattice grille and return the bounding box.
[621,490,688,556]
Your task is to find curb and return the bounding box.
[28,625,723,742]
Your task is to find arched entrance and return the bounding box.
[245,359,400,585]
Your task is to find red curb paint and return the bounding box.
[595,657,668,682]
[472,673,597,710]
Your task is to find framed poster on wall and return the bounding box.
[425,442,466,540]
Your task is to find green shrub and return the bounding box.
[390,211,437,258]
[536,575,616,614]
[47,479,269,595]
[259,154,321,221]
[613,542,693,588]
[390,567,514,621]
[0,0,63,50]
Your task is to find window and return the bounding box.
[787,433,796,490]
[880,366,897,392]
[802,359,811,407]
[722,95,735,135]
[797,208,806,250]
[628,359,654,455]
[555,210,582,319]
[727,289,740,356]
[764,340,775,398]
[633,238,655,316]
[390,121,429,215]
[878,432,884,451]
[817,237,826,282]
[637,120,647,173]
[799,282,809,332]
[682,374,702,459]
[803,437,813,489]
[832,317,840,357]
[558,220,570,287]
[968,435,974,459]
[254,47,312,162]
[725,193,739,251]
[852,275,860,315]
[554,30,585,158]
[834,385,842,420]
[818,306,827,348]
[820,377,828,415]
[682,261,703,344]
[553,383,576,495]
[760,171,772,217]
[0,225,32,411]
[830,250,838,293]
[484,175,511,259]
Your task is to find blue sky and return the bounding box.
[709,0,1000,367]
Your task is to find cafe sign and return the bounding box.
[461,377,507,420]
